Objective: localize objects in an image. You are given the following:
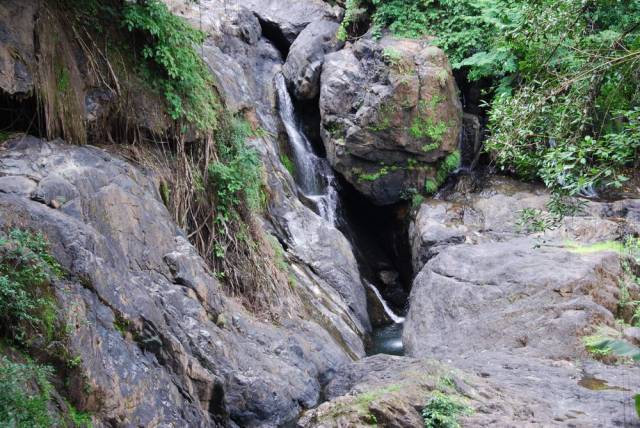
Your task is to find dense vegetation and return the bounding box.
[342,0,640,196]
[0,229,91,427]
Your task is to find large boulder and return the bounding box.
[235,0,343,44]
[283,20,344,100]
[404,237,622,359]
[298,354,640,427]
[402,176,640,427]
[319,35,463,205]
[0,137,357,427]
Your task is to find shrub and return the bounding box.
[122,0,219,131]
[425,151,460,194]
[0,230,62,345]
[422,391,471,428]
[0,356,55,428]
[367,0,640,196]
[208,118,262,221]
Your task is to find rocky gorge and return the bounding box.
[0,0,638,427]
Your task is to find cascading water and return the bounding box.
[275,73,338,225]
[366,282,405,324]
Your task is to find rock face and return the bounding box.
[0,137,359,427]
[0,1,36,95]
[235,0,343,44]
[167,0,372,338]
[283,20,344,100]
[0,0,169,142]
[403,176,640,426]
[319,35,463,205]
[405,237,622,359]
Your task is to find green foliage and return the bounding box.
[358,166,390,182]
[0,230,62,345]
[517,195,586,234]
[368,0,640,196]
[383,47,403,64]
[123,0,219,131]
[208,118,262,225]
[401,188,425,208]
[410,118,448,143]
[410,99,449,143]
[584,333,614,358]
[546,194,586,218]
[66,400,93,428]
[355,384,402,412]
[424,151,461,195]
[482,1,640,195]
[338,0,368,41]
[515,208,556,234]
[370,0,511,73]
[368,102,396,132]
[280,153,296,176]
[422,392,471,428]
[422,143,439,153]
[425,179,438,195]
[589,338,640,361]
[0,356,55,428]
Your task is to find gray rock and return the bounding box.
[283,20,344,100]
[404,237,622,360]
[0,137,356,427]
[623,326,640,346]
[401,175,640,427]
[319,36,463,205]
[0,176,36,196]
[236,0,343,43]
[408,176,628,271]
[167,0,371,348]
[0,1,36,95]
[278,199,371,332]
[299,354,640,427]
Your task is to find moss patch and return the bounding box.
[425,150,460,194]
[565,240,625,255]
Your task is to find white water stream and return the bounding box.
[275,73,338,225]
[366,282,405,324]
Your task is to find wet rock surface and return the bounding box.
[319,35,462,205]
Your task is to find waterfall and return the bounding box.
[275,73,338,225]
[366,282,405,324]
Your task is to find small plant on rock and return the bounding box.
[422,391,471,428]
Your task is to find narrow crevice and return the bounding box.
[0,91,46,138]
[292,95,326,157]
[336,176,413,314]
[256,16,291,60]
[453,69,493,170]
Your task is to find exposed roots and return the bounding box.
[114,130,298,320]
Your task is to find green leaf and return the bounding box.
[592,339,640,360]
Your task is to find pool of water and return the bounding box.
[367,323,405,356]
